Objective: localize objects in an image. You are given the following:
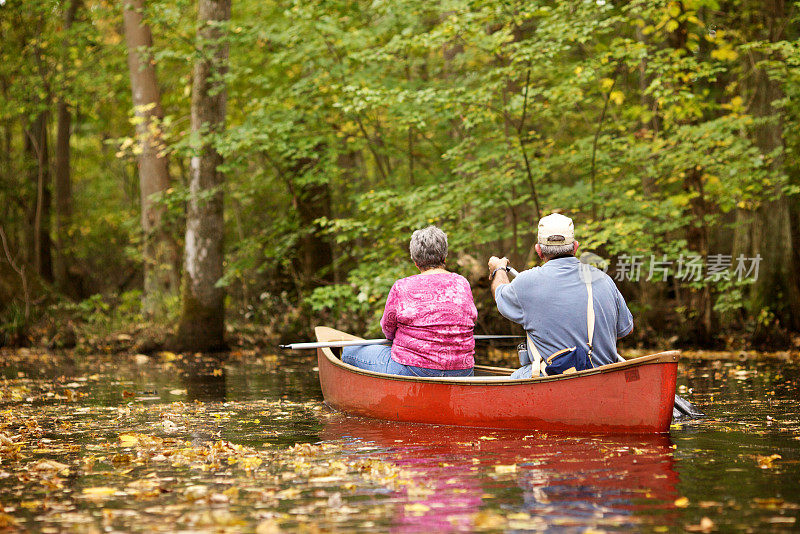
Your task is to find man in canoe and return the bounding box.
[342,225,478,377]
[487,213,633,378]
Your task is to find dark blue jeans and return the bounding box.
[342,344,474,377]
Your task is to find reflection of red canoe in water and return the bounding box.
[320,414,680,531]
[315,327,679,434]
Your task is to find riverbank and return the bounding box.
[2,323,799,370]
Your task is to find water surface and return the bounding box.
[0,349,797,532]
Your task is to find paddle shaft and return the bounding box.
[281,335,522,351]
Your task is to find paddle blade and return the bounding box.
[672,394,705,420]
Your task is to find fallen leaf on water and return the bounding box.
[82,486,117,498]
[766,517,796,525]
[157,351,178,362]
[119,434,140,447]
[494,464,517,474]
[472,510,506,528]
[276,488,300,500]
[162,419,179,432]
[256,519,282,534]
[756,454,781,469]
[685,517,714,533]
[0,513,18,527]
[674,497,690,508]
[326,492,342,508]
[184,485,209,501]
[29,459,69,474]
[404,503,430,514]
[753,497,784,508]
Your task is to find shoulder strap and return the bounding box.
[526,331,547,377]
[583,265,596,367]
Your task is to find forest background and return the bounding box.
[1,0,799,355]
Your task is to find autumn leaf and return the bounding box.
[82,487,118,499]
[674,497,690,508]
[494,464,517,474]
[685,517,715,533]
[756,454,781,469]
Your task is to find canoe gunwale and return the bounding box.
[314,326,679,386]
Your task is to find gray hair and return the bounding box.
[539,243,575,260]
[409,226,448,269]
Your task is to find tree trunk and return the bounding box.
[666,4,712,345]
[27,112,53,283]
[297,182,333,286]
[737,0,800,334]
[289,153,333,290]
[175,0,231,352]
[123,0,180,317]
[54,0,81,296]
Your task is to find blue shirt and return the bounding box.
[494,257,633,366]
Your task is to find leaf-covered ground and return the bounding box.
[0,349,797,532]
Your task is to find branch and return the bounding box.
[0,225,30,320]
[514,65,541,219]
[590,67,621,220]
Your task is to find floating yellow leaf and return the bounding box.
[494,464,517,474]
[119,434,140,447]
[473,510,506,528]
[82,486,117,498]
[756,454,781,469]
[256,520,282,534]
[276,488,301,499]
[674,496,690,508]
[685,517,714,533]
[753,497,784,508]
[30,459,69,473]
[404,503,430,514]
[157,351,178,362]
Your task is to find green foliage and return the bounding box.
[0,303,31,347]
[1,0,799,346]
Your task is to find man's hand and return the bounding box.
[488,256,509,273]
[488,256,511,298]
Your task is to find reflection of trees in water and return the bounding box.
[180,360,227,402]
[182,354,323,403]
[321,414,679,530]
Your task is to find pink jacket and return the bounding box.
[380,272,477,370]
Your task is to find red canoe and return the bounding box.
[315,327,679,434]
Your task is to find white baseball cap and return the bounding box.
[538,213,574,245]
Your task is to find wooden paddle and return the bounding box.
[280,335,522,351]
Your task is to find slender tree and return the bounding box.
[123,0,180,316]
[54,0,81,296]
[175,0,231,352]
[26,110,53,283]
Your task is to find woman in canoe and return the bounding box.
[342,225,477,377]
